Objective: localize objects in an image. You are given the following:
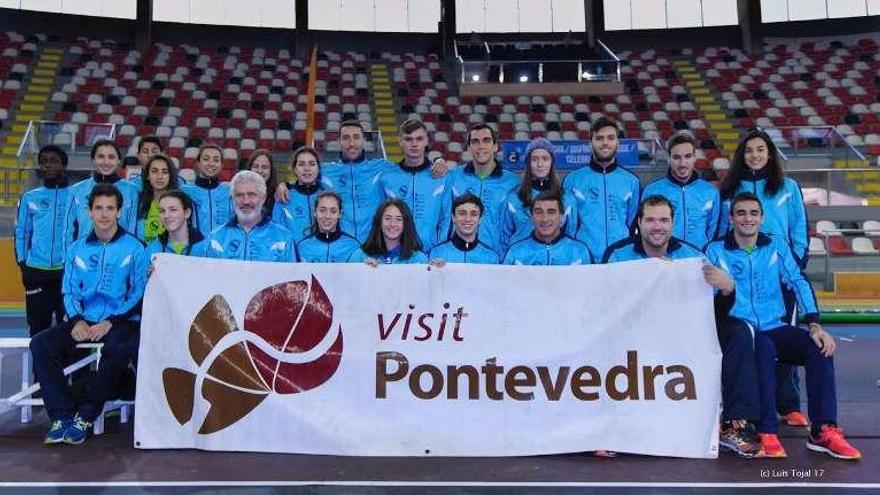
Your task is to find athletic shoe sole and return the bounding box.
[719,439,760,458]
[806,441,861,460]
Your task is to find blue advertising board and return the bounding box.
[500,139,640,171]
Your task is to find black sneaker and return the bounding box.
[720,420,761,458]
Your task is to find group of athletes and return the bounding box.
[13,114,861,460]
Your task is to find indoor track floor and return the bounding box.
[1,317,878,494]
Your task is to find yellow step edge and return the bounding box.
[378,125,398,132]
[682,74,700,81]
[716,132,740,140]
[19,104,45,112]
[834,159,869,168]
[43,47,63,54]
[705,113,727,121]
[375,108,395,115]
[1,146,20,155]
[36,61,59,69]
[710,123,734,130]
[11,124,29,133]
[701,106,723,113]
[373,93,393,99]
[685,81,706,88]
[41,54,61,61]
[374,100,395,106]
[23,95,48,103]
[376,116,396,124]
[30,77,53,85]
[0,158,18,167]
[27,85,51,93]
[32,69,54,77]
[856,184,880,193]
[695,96,715,104]
[845,171,880,180]
[690,88,711,96]
[15,114,42,123]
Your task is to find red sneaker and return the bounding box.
[807,425,862,460]
[593,450,617,458]
[782,411,809,427]
[758,433,787,458]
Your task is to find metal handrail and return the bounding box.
[770,125,868,163]
[15,120,34,157]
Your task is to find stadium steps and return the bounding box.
[0,45,61,205]
[369,63,401,162]
[672,59,740,158]
[833,158,880,201]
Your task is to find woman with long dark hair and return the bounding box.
[134,154,180,243]
[295,191,360,263]
[273,146,324,243]
[718,128,810,434]
[348,198,427,265]
[502,137,575,250]
[245,149,279,214]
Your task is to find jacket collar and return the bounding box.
[632,235,686,256]
[195,177,221,189]
[463,161,504,178]
[723,231,772,250]
[86,226,126,244]
[743,167,770,182]
[92,171,121,184]
[292,181,320,195]
[531,177,552,191]
[588,158,618,174]
[227,214,272,229]
[450,231,480,251]
[532,230,567,245]
[398,157,431,174]
[314,228,343,243]
[158,227,205,252]
[341,151,367,164]
[667,169,700,186]
[44,177,69,188]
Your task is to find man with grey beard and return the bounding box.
[205,170,294,262]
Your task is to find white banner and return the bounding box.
[134,255,722,458]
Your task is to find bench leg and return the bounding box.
[20,352,32,424]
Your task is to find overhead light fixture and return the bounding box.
[471,74,480,82]
[519,75,529,83]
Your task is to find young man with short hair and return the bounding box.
[503,192,592,265]
[705,193,861,460]
[642,131,720,248]
[15,145,71,335]
[429,193,499,265]
[444,124,520,254]
[30,184,147,445]
[563,116,641,258]
[206,170,293,262]
[378,118,451,250]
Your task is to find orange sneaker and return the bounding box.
[758,433,787,458]
[807,425,862,460]
[782,411,809,427]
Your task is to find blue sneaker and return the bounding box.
[43,418,72,445]
[62,414,92,445]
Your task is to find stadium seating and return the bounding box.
[49,38,308,178]
[693,39,880,147]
